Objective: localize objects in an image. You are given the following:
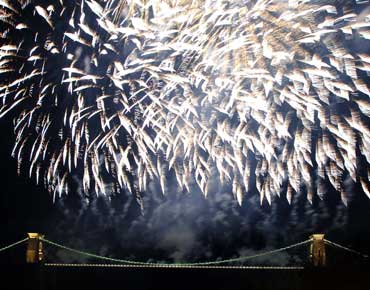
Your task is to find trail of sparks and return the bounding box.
[1,0,370,206]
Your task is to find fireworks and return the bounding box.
[1,0,370,206]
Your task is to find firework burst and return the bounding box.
[1,0,370,206]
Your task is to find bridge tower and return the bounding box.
[310,234,326,266]
[26,233,44,263]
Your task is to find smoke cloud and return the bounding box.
[46,173,350,266]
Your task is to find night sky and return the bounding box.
[1,0,370,274]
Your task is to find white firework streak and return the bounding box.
[1,0,370,207]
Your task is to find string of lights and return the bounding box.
[44,263,305,270]
[0,237,29,253]
[324,239,369,259]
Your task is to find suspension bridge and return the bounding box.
[1,234,369,290]
[0,233,367,269]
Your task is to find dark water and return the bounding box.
[1,263,369,290]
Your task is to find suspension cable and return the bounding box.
[41,237,311,266]
[324,239,368,259]
[0,237,29,253]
